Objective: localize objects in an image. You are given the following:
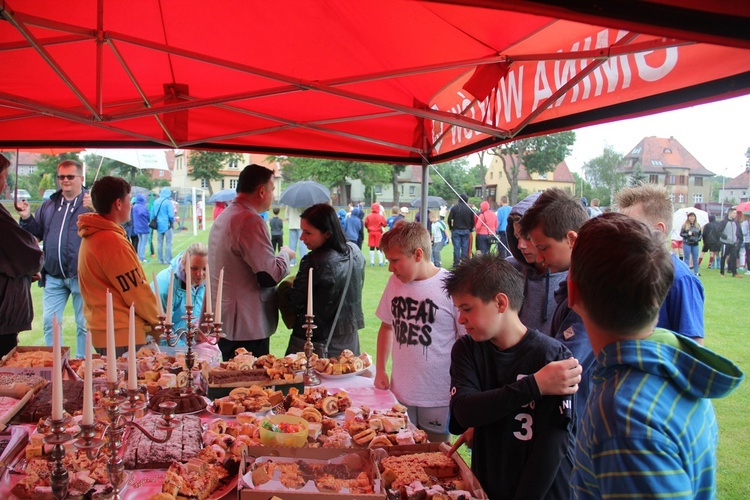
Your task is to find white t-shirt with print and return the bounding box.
[376,268,464,406]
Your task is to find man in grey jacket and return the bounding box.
[718,207,743,278]
[17,159,93,358]
[208,164,295,360]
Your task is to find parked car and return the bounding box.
[15,189,31,201]
[42,189,56,200]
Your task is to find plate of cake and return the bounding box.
[313,351,372,379]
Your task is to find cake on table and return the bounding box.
[147,387,207,414]
[17,380,84,423]
[123,414,203,469]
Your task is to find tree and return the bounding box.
[488,131,576,205]
[582,146,625,202]
[629,164,647,186]
[429,157,473,202]
[475,150,489,201]
[188,151,243,196]
[390,164,407,206]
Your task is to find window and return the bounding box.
[678,175,686,185]
[409,185,416,195]
[694,194,703,204]
[228,160,239,169]
[651,160,662,166]
[538,172,548,180]
[649,174,659,184]
[229,179,238,189]
[374,185,382,195]
[694,177,703,186]
[400,185,404,195]
[221,179,225,189]
[631,147,642,154]
[158,170,164,177]
[664,148,672,154]
[200,179,209,188]
[678,194,684,203]
[666,175,676,185]
[669,193,675,203]
[489,171,493,179]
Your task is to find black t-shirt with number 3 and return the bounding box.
[449,329,573,500]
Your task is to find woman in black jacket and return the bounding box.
[680,212,702,276]
[284,204,365,357]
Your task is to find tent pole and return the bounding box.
[192,187,197,236]
[420,157,429,229]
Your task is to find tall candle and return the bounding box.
[128,303,137,391]
[106,289,117,384]
[185,253,192,308]
[204,263,212,315]
[152,271,164,316]
[82,330,94,425]
[307,267,313,316]
[215,268,224,324]
[165,268,174,324]
[51,315,63,420]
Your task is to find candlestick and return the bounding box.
[51,315,63,421]
[165,268,174,325]
[215,268,224,324]
[128,304,137,391]
[82,330,94,426]
[307,267,314,316]
[152,271,164,316]
[204,263,212,315]
[106,290,117,384]
[185,253,192,308]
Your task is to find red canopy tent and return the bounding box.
[0,1,748,165]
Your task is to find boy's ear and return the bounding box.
[413,247,424,262]
[495,292,509,313]
[567,278,580,310]
[566,230,578,247]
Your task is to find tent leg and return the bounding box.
[420,157,429,229]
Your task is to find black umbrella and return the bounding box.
[410,196,448,209]
[279,181,331,208]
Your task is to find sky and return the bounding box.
[564,94,750,179]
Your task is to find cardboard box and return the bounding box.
[372,442,488,499]
[238,447,384,500]
[0,346,70,381]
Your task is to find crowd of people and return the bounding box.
[2,159,745,498]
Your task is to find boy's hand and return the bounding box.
[535,358,581,396]
[374,370,390,390]
[446,428,474,457]
[16,199,31,219]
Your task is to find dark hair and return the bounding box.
[272,207,280,215]
[459,193,469,202]
[58,159,83,175]
[0,154,9,173]
[571,212,673,335]
[301,204,348,254]
[91,176,130,214]
[237,164,273,194]
[443,253,524,310]
[520,188,588,240]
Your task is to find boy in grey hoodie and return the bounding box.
[505,193,567,336]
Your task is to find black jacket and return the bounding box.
[447,202,475,231]
[285,243,365,357]
[680,223,702,246]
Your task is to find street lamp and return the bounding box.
[720,168,729,217]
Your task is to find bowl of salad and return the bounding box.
[259,414,309,447]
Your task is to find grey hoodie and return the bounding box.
[506,193,567,336]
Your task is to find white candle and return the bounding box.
[307,267,313,316]
[106,289,117,384]
[51,315,63,421]
[82,330,94,425]
[185,253,192,308]
[165,268,174,324]
[204,263,212,315]
[152,271,164,316]
[128,303,137,391]
[215,268,224,324]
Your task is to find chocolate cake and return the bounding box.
[207,368,268,385]
[147,387,207,414]
[123,414,203,469]
[18,380,84,422]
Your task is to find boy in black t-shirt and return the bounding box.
[269,207,283,252]
[443,254,579,500]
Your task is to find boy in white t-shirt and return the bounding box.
[375,222,464,442]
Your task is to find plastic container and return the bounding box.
[258,414,309,447]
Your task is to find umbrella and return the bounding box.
[410,196,448,209]
[735,201,750,212]
[278,181,331,208]
[673,208,710,240]
[209,189,237,203]
[85,149,169,171]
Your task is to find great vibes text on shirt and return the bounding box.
[390,296,440,349]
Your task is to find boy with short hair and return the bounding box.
[374,222,462,442]
[519,188,594,419]
[443,254,577,499]
[569,213,744,499]
[269,207,283,252]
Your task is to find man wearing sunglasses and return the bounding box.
[17,159,93,358]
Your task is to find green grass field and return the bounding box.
[15,219,749,498]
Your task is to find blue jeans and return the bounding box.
[288,228,308,265]
[432,241,445,268]
[43,276,87,358]
[157,229,173,264]
[451,229,471,265]
[136,232,149,261]
[685,244,700,275]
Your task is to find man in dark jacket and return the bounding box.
[717,207,743,278]
[17,159,93,358]
[446,193,475,265]
[0,155,44,357]
[700,214,721,269]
